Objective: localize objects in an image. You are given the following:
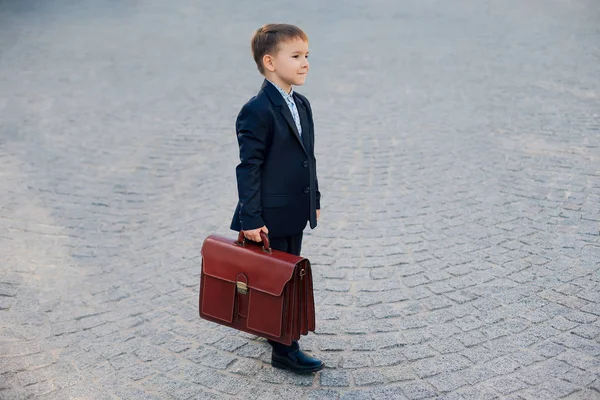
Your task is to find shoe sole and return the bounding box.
[271,359,324,373]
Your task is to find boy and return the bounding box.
[230,24,323,373]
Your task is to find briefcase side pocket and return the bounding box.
[200,274,236,323]
[246,289,285,337]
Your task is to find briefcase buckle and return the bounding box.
[300,268,306,280]
[236,281,248,295]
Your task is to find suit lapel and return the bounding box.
[261,80,307,155]
[279,104,306,153]
[296,97,311,149]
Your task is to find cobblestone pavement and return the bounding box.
[1,0,599,399]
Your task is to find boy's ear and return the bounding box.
[262,54,276,72]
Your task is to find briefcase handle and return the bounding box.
[237,231,272,253]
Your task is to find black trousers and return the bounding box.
[269,232,303,256]
[267,232,303,354]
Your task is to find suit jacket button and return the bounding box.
[304,187,310,194]
[303,161,309,167]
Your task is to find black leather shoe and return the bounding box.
[271,349,324,373]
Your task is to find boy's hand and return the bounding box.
[243,226,269,242]
[317,209,320,221]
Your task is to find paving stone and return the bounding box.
[340,389,373,400]
[434,394,465,400]
[411,354,471,378]
[539,378,580,398]
[556,349,600,371]
[257,366,314,386]
[212,336,248,352]
[40,383,115,400]
[51,321,79,336]
[0,387,31,400]
[488,376,530,395]
[134,345,163,362]
[320,338,348,352]
[460,365,499,385]
[571,324,600,340]
[398,380,437,400]
[353,369,386,386]
[368,386,408,399]
[498,318,530,334]
[454,316,483,332]
[421,296,454,311]
[198,348,237,370]
[185,366,224,389]
[15,366,51,387]
[485,355,522,375]
[228,358,262,377]
[509,350,545,366]
[340,354,372,369]
[122,363,154,381]
[400,315,428,329]
[456,330,488,347]
[235,341,267,358]
[588,379,600,393]
[370,348,405,366]
[214,375,251,395]
[554,333,600,356]
[146,374,209,399]
[319,306,344,320]
[561,367,598,387]
[403,274,430,288]
[426,371,468,393]
[428,338,464,355]
[428,322,462,338]
[149,355,180,373]
[381,365,418,383]
[580,303,600,317]
[108,354,138,370]
[517,387,556,400]
[308,389,341,400]
[445,290,478,304]
[535,341,567,358]
[425,310,455,325]
[78,315,106,331]
[403,344,437,361]
[23,380,56,397]
[316,352,342,369]
[403,331,433,345]
[550,316,580,331]
[320,370,351,387]
[165,339,193,354]
[562,389,600,400]
[482,336,522,355]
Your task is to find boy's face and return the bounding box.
[264,38,309,88]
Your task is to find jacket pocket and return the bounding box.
[262,195,290,208]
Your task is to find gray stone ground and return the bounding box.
[1,0,599,398]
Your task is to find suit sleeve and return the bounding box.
[304,98,321,210]
[235,103,270,230]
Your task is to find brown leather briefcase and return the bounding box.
[199,232,315,345]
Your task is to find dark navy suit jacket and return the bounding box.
[230,80,321,239]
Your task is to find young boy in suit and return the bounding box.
[230,24,323,373]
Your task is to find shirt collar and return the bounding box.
[267,79,294,100]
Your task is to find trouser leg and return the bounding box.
[267,232,304,353]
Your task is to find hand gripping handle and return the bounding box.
[237,231,271,253]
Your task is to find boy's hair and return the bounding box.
[251,24,308,74]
